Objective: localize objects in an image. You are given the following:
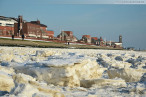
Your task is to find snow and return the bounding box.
[0,46,146,97]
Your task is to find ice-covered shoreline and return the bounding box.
[0,46,145,97]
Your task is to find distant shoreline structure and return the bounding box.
[0,37,124,50]
[0,15,123,49]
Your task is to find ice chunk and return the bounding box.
[80,78,126,88]
[15,59,105,87]
[107,68,146,82]
[115,56,123,61]
[0,66,14,92]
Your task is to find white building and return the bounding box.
[0,16,17,27]
[114,42,122,47]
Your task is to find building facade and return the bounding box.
[81,35,91,43]
[91,37,98,44]
[0,16,17,36]
[96,37,105,46]
[57,31,78,42]
[14,16,54,39]
[111,35,123,48]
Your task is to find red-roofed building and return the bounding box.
[91,37,98,44]
[91,37,98,40]
[57,31,77,42]
[64,31,73,36]
[81,35,91,43]
[96,37,105,46]
[82,35,91,39]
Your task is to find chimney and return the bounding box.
[37,19,40,24]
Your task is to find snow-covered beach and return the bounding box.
[0,47,145,97]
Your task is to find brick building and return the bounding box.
[0,16,17,36]
[14,16,54,39]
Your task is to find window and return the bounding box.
[6,24,13,27]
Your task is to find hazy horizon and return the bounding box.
[0,0,146,49]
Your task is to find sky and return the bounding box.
[0,0,146,49]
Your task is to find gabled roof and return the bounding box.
[63,31,73,36]
[82,35,91,38]
[91,37,98,40]
[58,31,69,37]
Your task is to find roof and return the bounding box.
[111,42,122,45]
[91,37,98,40]
[26,21,47,27]
[39,24,47,27]
[31,21,47,27]
[82,35,91,38]
[46,31,54,34]
[0,16,17,21]
[63,31,73,36]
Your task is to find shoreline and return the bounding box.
[0,38,123,50]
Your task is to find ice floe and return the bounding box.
[0,46,145,97]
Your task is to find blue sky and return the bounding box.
[0,0,146,49]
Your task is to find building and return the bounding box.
[42,30,54,39]
[14,16,54,39]
[119,35,122,43]
[57,31,78,42]
[96,37,105,46]
[106,41,112,46]
[111,35,123,48]
[0,16,17,36]
[91,37,98,44]
[112,42,122,48]
[81,35,91,43]
[91,36,106,46]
